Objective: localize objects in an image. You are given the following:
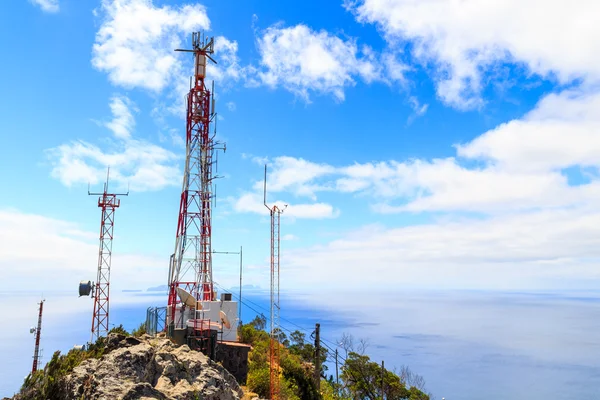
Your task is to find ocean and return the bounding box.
[1,289,599,399]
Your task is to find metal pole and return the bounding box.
[314,323,321,392]
[239,246,242,324]
[31,299,45,374]
[335,348,339,398]
[381,360,385,399]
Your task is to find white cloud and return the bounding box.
[92,0,210,92]
[47,139,180,191]
[457,90,600,172]
[230,192,338,220]
[346,0,600,108]
[0,209,166,292]
[226,101,236,111]
[257,156,337,200]
[29,0,59,13]
[283,207,600,291]
[210,36,244,84]
[47,95,180,192]
[407,96,428,123]
[244,89,600,214]
[254,24,392,101]
[230,86,600,291]
[102,95,137,139]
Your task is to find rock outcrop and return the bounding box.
[15,333,243,400]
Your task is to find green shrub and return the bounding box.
[131,322,147,337]
[247,366,270,398]
[108,324,129,336]
[19,334,111,399]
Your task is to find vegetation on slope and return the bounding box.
[240,315,431,400]
[19,325,131,400]
[18,317,430,400]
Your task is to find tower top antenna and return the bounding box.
[175,31,217,62]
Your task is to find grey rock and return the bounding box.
[58,333,243,400]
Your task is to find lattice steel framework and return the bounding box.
[31,299,44,375]
[264,166,286,400]
[168,32,224,322]
[90,171,127,342]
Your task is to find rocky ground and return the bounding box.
[11,333,245,400]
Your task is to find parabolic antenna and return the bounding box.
[220,310,231,329]
[176,287,202,309]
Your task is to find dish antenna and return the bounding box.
[219,310,231,329]
[176,287,203,309]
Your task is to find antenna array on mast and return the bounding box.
[168,31,225,328]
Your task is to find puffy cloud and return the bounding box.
[92,0,210,92]
[346,0,600,108]
[457,90,600,172]
[210,36,244,84]
[231,193,338,220]
[103,95,137,139]
[47,139,180,192]
[256,156,337,200]
[254,24,396,101]
[29,0,59,13]
[47,95,180,192]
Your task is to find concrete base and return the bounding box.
[216,341,251,384]
[187,328,218,360]
[171,328,187,346]
[167,325,250,384]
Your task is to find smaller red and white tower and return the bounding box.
[30,299,45,375]
[88,169,128,342]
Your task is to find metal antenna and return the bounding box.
[212,247,243,325]
[87,167,128,342]
[264,164,286,400]
[31,299,45,374]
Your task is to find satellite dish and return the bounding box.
[176,287,202,309]
[29,327,35,334]
[220,310,231,329]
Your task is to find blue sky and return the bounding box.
[2,0,600,294]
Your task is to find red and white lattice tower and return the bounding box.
[168,32,224,324]
[264,166,286,400]
[89,170,127,342]
[31,299,45,375]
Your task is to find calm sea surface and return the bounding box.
[1,289,598,399]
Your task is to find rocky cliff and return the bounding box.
[11,333,244,400]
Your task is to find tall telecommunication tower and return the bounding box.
[168,32,225,323]
[89,169,128,342]
[30,299,45,375]
[264,165,286,400]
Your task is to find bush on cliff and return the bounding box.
[19,325,128,400]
